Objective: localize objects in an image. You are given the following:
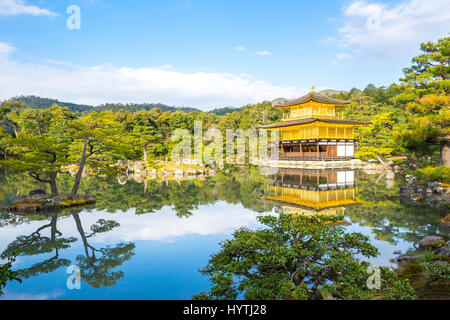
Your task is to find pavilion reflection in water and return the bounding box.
[265,168,359,217]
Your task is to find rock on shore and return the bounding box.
[419,236,445,249]
[399,181,450,208]
[7,190,96,212]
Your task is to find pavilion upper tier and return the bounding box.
[273,91,351,120]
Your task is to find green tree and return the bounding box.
[0,256,22,296]
[194,214,415,300]
[68,111,130,196]
[0,128,11,160]
[355,112,398,161]
[0,99,27,137]
[122,110,165,162]
[0,106,73,194]
[394,37,450,166]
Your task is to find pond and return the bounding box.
[0,167,448,300]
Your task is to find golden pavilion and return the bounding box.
[261,91,370,161]
[264,168,359,218]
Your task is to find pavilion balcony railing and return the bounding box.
[282,112,345,121]
[277,155,353,161]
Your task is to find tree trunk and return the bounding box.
[143,146,148,163]
[49,172,58,195]
[70,136,88,197]
[407,152,417,170]
[50,214,57,241]
[441,135,450,167]
[12,125,18,138]
[72,212,91,258]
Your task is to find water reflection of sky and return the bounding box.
[344,222,415,267]
[0,202,264,300]
[0,176,447,300]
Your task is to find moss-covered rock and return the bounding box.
[419,236,445,249]
[6,192,96,212]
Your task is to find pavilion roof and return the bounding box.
[259,118,371,129]
[274,92,350,108]
[263,197,360,211]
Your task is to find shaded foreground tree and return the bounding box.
[0,257,21,296]
[193,214,415,300]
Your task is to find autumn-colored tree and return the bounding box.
[394,37,450,167]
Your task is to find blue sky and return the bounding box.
[0,0,449,109]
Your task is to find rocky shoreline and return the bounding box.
[399,176,450,212]
[63,159,219,183]
[396,236,450,299]
[6,190,96,212]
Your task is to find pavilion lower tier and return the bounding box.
[270,139,356,161]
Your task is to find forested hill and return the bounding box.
[12,95,93,113]
[10,95,201,114]
[9,95,246,115]
[95,103,199,113]
[209,106,243,115]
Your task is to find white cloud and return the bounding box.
[0,44,306,110]
[256,50,272,56]
[0,291,63,300]
[0,0,57,16]
[235,45,246,51]
[0,202,265,247]
[88,203,263,243]
[335,53,353,60]
[332,53,354,66]
[0,41,14,55]
[335,0,450,58]
[240,73,252,78]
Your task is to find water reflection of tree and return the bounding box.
[1,211,76,279]
[1,207,135,289]
[2,168,447,249]
[70,166,273,216]
[0,170,47,206]
[345,171,448,245]
[71,210,135,288]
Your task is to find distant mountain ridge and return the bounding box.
[318,89,345,96]
[12,95,93,113]
[7,91,345,115]
[9,95,201,114]
[95,103,199,113]
[8,95,247,115]
[209,106,243,115]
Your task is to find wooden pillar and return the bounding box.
[317,140,319,160]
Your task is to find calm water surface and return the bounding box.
[0,167,447,299]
